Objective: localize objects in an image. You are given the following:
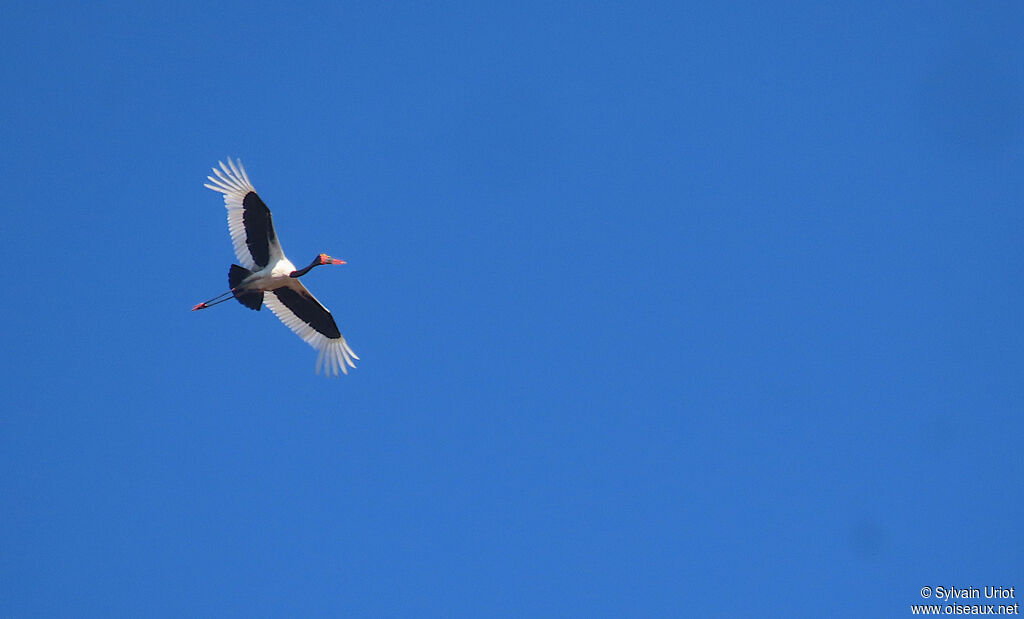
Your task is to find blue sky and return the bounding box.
[2,2,1022,616]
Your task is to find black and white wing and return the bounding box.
[204,159,284,269]
[264,282,359,376]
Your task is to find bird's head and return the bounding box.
[318,253,346,266]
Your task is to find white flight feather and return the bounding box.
[204,158,262,269]
[264,290,359,377]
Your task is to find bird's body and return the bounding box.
[193,159,358,376]
[237,257,298,293]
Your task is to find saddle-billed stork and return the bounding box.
[192,159,358,376]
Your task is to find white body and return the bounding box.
[240,257,299,292]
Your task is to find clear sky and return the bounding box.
[2,2,1022,616]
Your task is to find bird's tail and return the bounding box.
[229,264,263,311]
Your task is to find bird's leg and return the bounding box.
[191,289,237,311]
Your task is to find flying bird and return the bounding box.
[192,159,358,376]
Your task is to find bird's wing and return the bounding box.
[204,159,285,269]
[264,282,359,376]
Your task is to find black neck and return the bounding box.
[289,258,320,278]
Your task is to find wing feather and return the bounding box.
[204,158,284,269]
[264,282,358,377]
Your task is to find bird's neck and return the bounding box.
[289,260,319,278]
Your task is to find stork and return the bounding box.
[192,159,358,376]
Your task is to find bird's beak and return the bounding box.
[331,259,346,265]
